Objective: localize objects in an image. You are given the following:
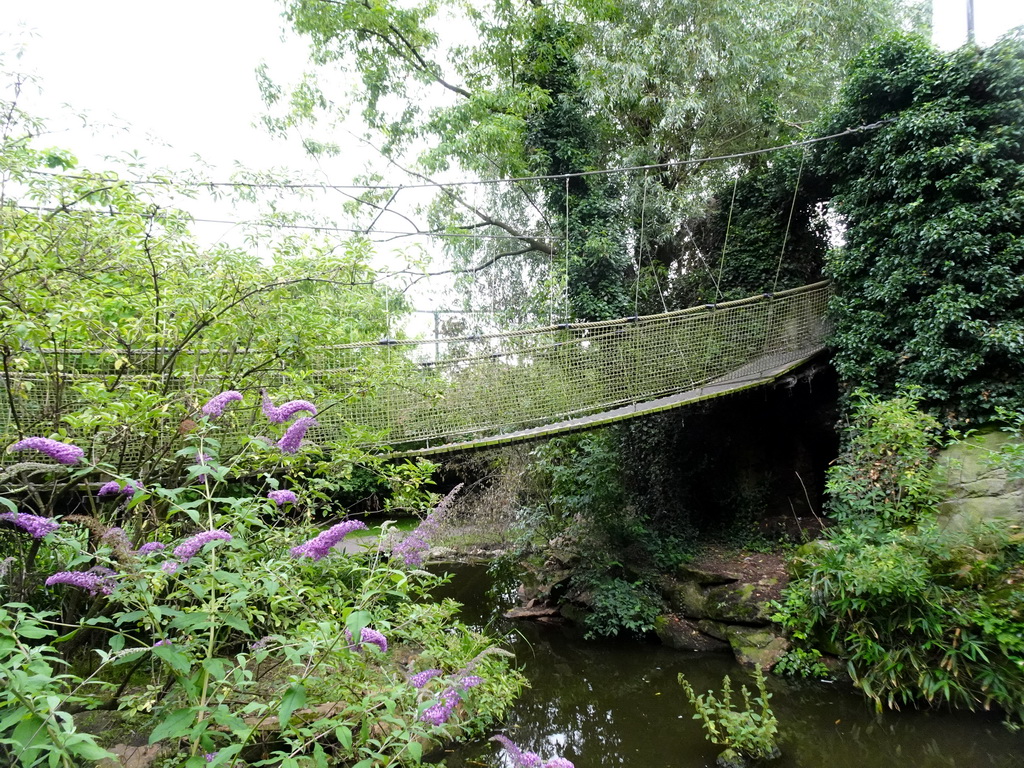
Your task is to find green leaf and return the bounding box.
[153,644,192,675]
[406,740,423,763]
[278,683,306,728]
[149,707,198,744]
[0,497,17,514]
[335,725,353,750]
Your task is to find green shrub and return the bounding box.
[678,665,780,763]
[776,394,1024,723]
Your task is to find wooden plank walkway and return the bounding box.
[389,344,826,457]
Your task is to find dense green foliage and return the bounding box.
[817,32,1024,425]
[0,92,417,486]
[0,95,524,766]
[776,394,1024,722]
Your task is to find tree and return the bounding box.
[816,31,1024,424]
[267,0,922,320]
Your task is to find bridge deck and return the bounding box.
[391,345,825,457]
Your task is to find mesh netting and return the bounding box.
[0,282,830,470]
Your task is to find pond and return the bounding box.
[429,562,1024,768]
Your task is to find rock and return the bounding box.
[935,429,1024,529]
[723,626,790,670]
[505,604,563,620]
[660,577,708,616]
[695,619,731,642]
[654,615,730,652]
[788,539,833,578]
[701,582,773,625]
[97,745,164,768]
[715,748,749,768]
[674,563,740,585]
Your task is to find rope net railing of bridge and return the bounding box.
[0,282,830,470]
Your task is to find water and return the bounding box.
[429,562,1024,768]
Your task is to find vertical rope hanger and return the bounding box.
[638,170,669,314]
[714,174,740,302]
[772,148,807,295]
[563,176,571,324]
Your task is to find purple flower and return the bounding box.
[205,753,218,763]
[420,688,460,726]
[194,452,212,483]
[154,639,172,647]
[261,389,318,423]
[410,669,443,689]
[289,520,366,560]
[98,481,122,497]
[459,675,483,690]
[267,489,298,506]
[491,736,571,768]
[8,437,84,465]
[277,417,318,454]
[101,527,131,552]
[201,390,243,418]
[360,627,388,652]
[173,529,232,561]
[161,560,179,575]
[122,480,143,498]
[46,569,114,596]
[0,511,59,538]
[393,484,462,566]
[345,626,388,653]
[250,635,279,651]
[136,541,166,555]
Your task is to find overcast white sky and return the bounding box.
[4,0,1022,179]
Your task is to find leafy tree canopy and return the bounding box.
[816,31,1024,424]
[266,0,923,319]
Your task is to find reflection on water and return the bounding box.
[429,563,1024,768]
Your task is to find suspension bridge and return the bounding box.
[0,281,829,471]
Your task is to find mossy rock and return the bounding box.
[935,429,1024,529]
[702,582,773,625]
[654,614,730,652]
[723,626,791,670]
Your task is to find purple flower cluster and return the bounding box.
[277,417,318,454]
[261,389,318,423]
[0,511,59,538]
[289,520,366,560]
[490,736,572,768]
[98,481,121,496]
[8,437,84,465]
[161,561,179,575]
[345,626,388,653]
[393,484,463,566]
[136,541,165,555]
[459,675,484,690]
[267,489,298,506]
[420,688,461,726]
[98,480,142,499]
[173,529,233,561]
[410,669,443,689]
[45,569,115,596]
[201,390,243,418]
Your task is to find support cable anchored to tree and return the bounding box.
[25,120,895,194]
